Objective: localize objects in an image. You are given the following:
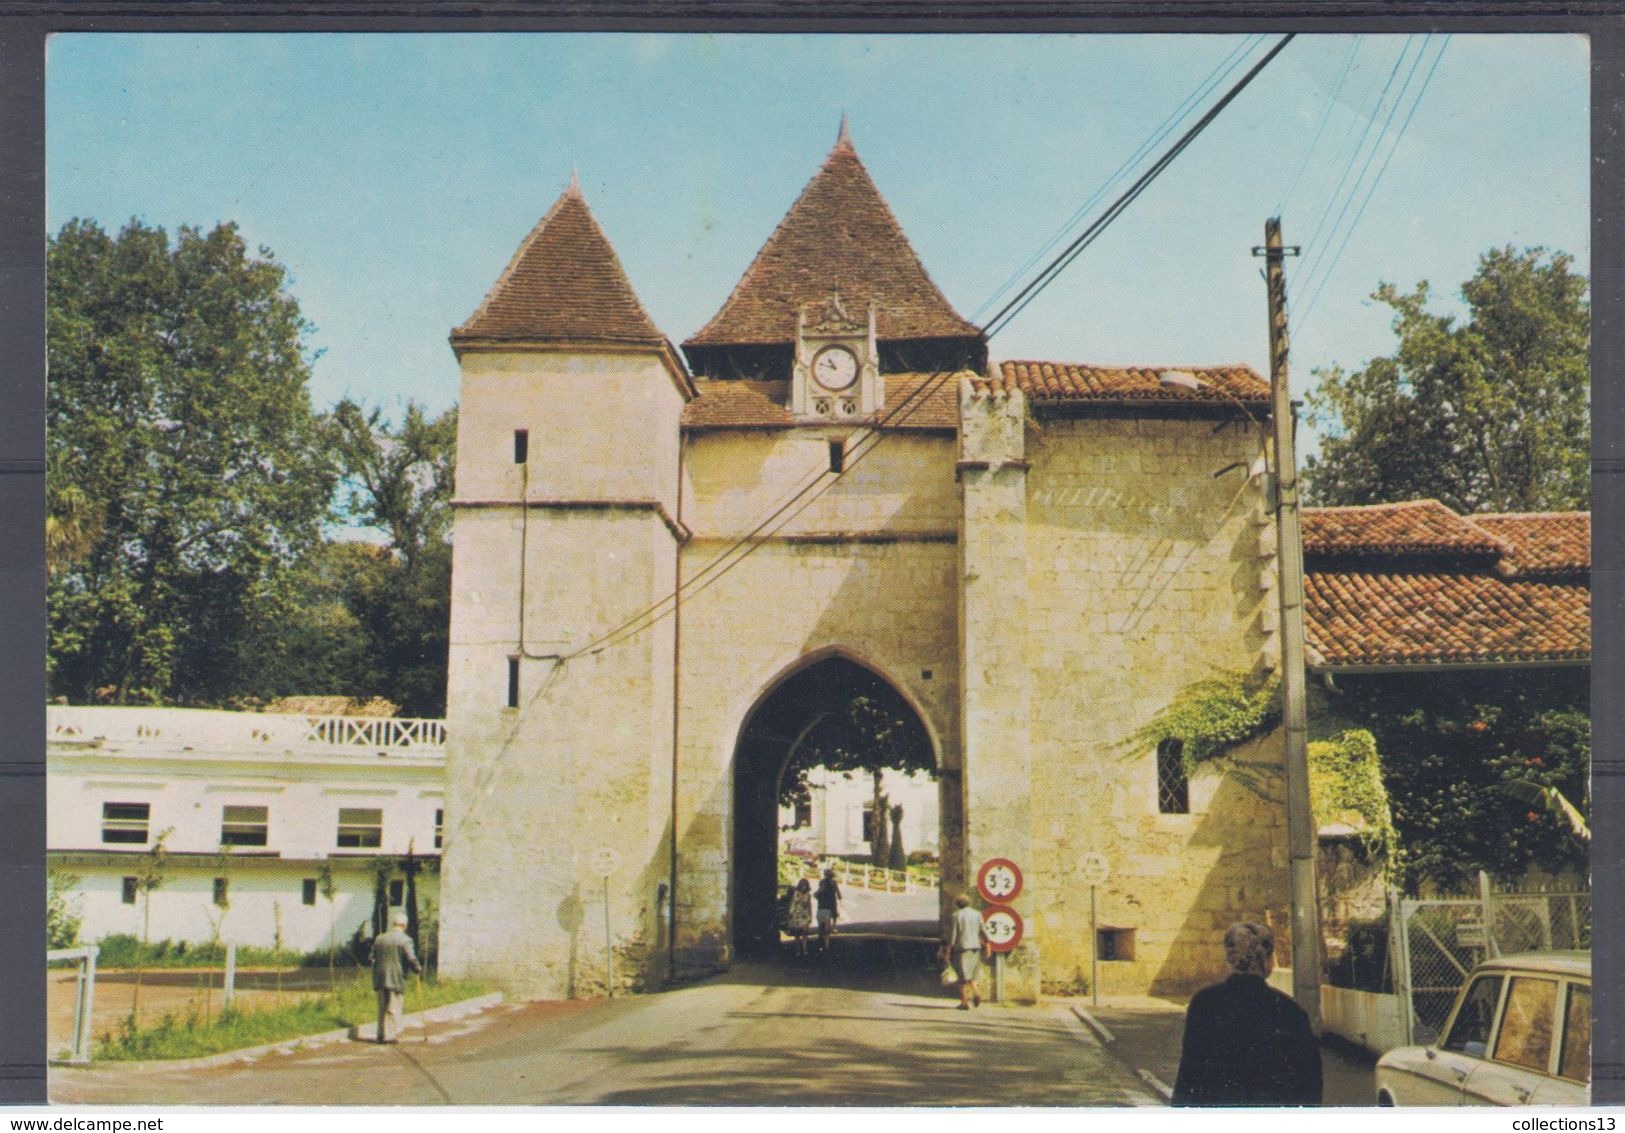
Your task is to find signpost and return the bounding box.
[591,847,621,997]
[1079,853,1110,1007]
[976,858,1024,1003]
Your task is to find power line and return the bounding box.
[1296,35,1450,333]
[1298,36,1428,305]
[1297,35,1415,277]
[982,33,1296,341]
[972,34,1266,324]
[1275,37,1362,218]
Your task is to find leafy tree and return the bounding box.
[46,869,83,950]
[1304,247,1588,513]
[47,219,337,705]
[324,401,457,716]
[871,791,890,867]
[316,862,338,989]
[1331,669,1588,891]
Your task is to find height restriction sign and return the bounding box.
[976,858,1023,904]
[981,904,1024,953]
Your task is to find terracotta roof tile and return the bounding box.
[682,372,963,431]
[684,133,980,349]
[985,361,1270,404]
[453,183,666,346]
[1302,500,1509,558]
[1304,570,1590,667]
[1473,512,1590,575]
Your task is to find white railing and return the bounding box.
[47,945,97,1064]
[302,715,447,749]
[47,705,447,757]
[801,857,935,894]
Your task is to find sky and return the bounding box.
[45,33,1590,457]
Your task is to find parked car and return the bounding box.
[1376,951,1589,1105]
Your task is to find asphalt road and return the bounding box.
[52,946,1158,1107]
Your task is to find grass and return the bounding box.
[94,975,491,1061]
[91,934,369,971]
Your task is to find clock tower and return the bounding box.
[791,290,881,421]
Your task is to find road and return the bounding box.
[53,945,1158,1107]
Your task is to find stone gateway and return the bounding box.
[438,125,1291,1003]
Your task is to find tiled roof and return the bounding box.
[684,130,980,349]
[453,182,666,347]
[1302,502,1590,668]
[1473,513,1590,576]
[1304,571,1590,667]
[682,372,963,431]
[983,361,1270,404]
[1301,500,1510,559]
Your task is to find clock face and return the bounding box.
[812,345,859,392]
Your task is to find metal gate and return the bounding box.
[1389,873,1589,1045]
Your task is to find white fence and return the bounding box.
[794,858,934,894]
[303,715,447,749]
[47,946,98,1064]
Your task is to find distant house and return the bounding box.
[47,704,444,954]
[778,767,940,861]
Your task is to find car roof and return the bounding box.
[1472,950,1590,979]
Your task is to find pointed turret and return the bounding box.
[683,123,984,379]
[453,181,667,349]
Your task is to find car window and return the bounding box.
[1558,983,1590,1083]
[1493,976,1558,1073]
[1442,975,1503,1057]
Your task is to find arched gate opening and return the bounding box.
[731,654,937,957]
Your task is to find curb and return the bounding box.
[1069,1004,1115,1044]
[54,992,505,1071]
[1137,1068,1174,1101]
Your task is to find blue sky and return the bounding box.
[46,33,1589,453]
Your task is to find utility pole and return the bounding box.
[1256,217,1323,1028]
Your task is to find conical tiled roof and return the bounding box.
[453,180,666,347]
[684,128,981,350]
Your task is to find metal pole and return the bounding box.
[604,875,614,998]
[992,950,1004,1004]
[1091,884,1099,1009]
[1260,217,1323,1029]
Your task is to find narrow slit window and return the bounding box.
[828,439,845,474]
[507,656,520,708]
[513,429,529,464]
[213,877,229,907]
[302,878,318,906]
[434,808,444,849]
[1157,739,1189,814]
[388,879,405,907]
[121,877,138,905]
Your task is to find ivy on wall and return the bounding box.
[1130,669,1281,770]
[1307,729,1396,866]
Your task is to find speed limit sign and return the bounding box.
[981,904,1024,954]
[977,858,1023,903]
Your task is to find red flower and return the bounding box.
[1468,721,1489,734]
[1525,811,1542,823]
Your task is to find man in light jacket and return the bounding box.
[370,913,422,1044]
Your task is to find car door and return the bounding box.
[1405,974,1504,1104]
[1533,980,1590,1105]
[1462,974,1558,1105]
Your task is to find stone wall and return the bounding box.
[1019,413,1291,997]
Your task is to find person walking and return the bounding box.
[788,877,814,959]
[941,893,989,1010]
[369,912,422,1044]
[814,867,842,955]
[1171,921,1322,1106]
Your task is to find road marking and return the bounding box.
[1137,1068,1173,1101]
[1069,1004,1115,1044]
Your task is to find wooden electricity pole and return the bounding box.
[1257,217,1324,1029]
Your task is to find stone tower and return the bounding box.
[438,179,693,996]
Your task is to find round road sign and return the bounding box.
[1079,852,1110,887]
[981,904,1024,953]
[976,857,1023,904]
[589,847,621,878]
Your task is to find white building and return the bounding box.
[47,705,444,955]
[779,767,939,862]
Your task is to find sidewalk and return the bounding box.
[1065,995,1378,1107]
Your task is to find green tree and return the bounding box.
[46,869,83,950]
[1305,247,1588,512]
[47,219,337,705]
[325,401,457,716]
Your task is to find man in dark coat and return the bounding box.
[370,912,422,1044]
[1172,921,1322,1106]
